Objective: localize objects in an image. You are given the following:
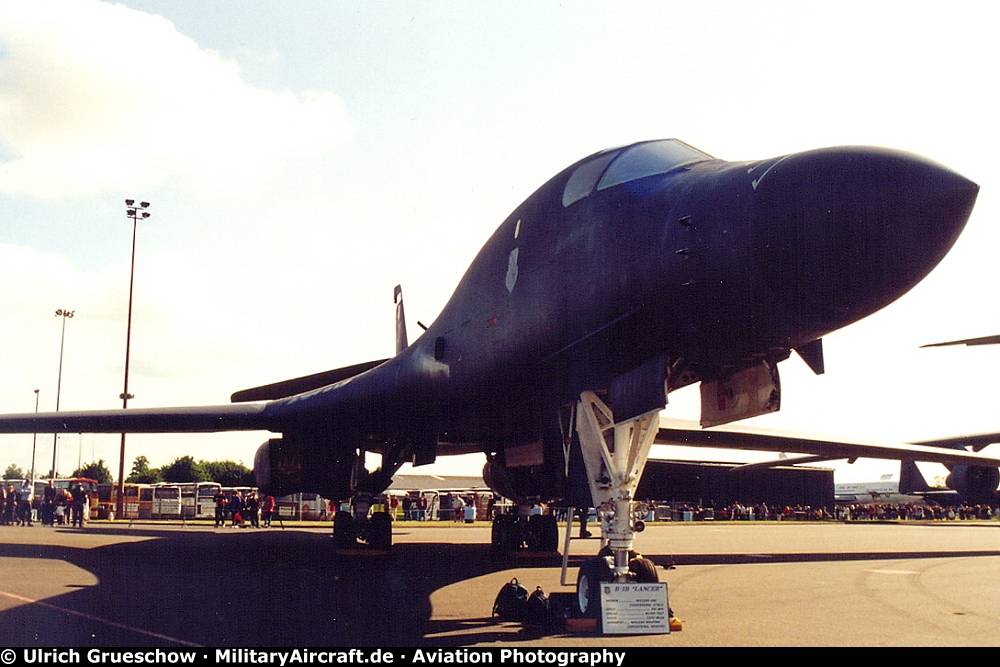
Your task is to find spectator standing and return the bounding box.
[70,483,86,528]
[213,490,227,527]
[245,491,260,528]
[42,480,56,526]
[261,495,275,527]
[229,491,244,527]
[19,480,34,526]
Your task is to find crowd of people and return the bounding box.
[398,494,431,521]
[5,479,999,529]
[683,501,998,522]
[211,489,276,528]
[0,480,90,527]
[833,503,994,521]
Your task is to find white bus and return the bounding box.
[151,484,182,519]
[175,482,222,519]
[177,483,197,519]
[195,482,222,519]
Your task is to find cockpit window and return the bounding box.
[562,150,621,207]
[562,139,711,208]
[597,140,711,191]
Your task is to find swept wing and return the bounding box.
[921,335,1000,348]
[655,418,1000,468]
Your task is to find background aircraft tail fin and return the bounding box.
[899,460,932,494]
[395,284,408,355]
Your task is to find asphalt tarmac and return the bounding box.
[0,519,998,647]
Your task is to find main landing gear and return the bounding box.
[491,510,560,561]
[572,390,661,621]
[332,494,393,552]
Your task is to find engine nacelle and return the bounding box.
[944,465,1000,503]
[483,459,520,503]
[483,435,569,504]
[254,436,357,501]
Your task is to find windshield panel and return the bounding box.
[597,140,711,192]
[562,150,621,207]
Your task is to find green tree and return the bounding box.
[3,464,24,480]
[127,455,162,484]
[201,460,255,487]
[160,455,209,483]
[72,459,113,484]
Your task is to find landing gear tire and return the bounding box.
[576,556,613,621]
[491,515,518,562]
[538,514,559,552]
[628,556,658,582]
[369,511,392,551]
[333,511,355,548]
[526,514,559,552]
[491,515,506,551]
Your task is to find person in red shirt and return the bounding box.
[261,495,276,527]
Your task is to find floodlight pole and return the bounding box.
[29,389,39,485]
[52,309,74,480]
[116,199,150,519]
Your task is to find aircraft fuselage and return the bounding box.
[261,140,977,498]
[0,139,978,503]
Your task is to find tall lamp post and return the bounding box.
[29,389,39,485]
[52,309,74,479]
[116,199,150,519]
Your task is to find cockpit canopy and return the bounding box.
[562,139,712,207]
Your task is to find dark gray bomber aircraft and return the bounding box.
[2,139,999,618]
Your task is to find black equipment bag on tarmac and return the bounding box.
[523,586,551,627]
[492,577,528,622]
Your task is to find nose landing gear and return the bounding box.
[572,390,661,623]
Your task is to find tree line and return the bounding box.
[3,455,255,488]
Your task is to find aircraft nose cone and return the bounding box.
[750,146,978,338]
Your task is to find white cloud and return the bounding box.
[0,0,352,198]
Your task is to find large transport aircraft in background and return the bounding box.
[834,475,910,504]
[2,138,999,619]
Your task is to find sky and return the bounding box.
[1,1,999,486]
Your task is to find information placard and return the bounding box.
[600,582,669,634]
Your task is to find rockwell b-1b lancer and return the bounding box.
[2,138,998,620]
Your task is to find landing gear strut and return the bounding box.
[573,390,660,619]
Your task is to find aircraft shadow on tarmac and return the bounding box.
[0,528,557,647]
[1,527,999,647]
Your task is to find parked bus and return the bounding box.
[299,492,330,520]
[274,494,299,520]
[176,482,222,519]
[414,488,495,522]
[94,482,149,520]
[151,484,182,519]
[91,482,164,520]
[195,481,222,519]
[138,486,154,519]
[177,483,197,519]
[120,483,145,519]
[271,492,333,520]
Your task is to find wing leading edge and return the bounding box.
[0,403,271,434]
[921,335,1000,348]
